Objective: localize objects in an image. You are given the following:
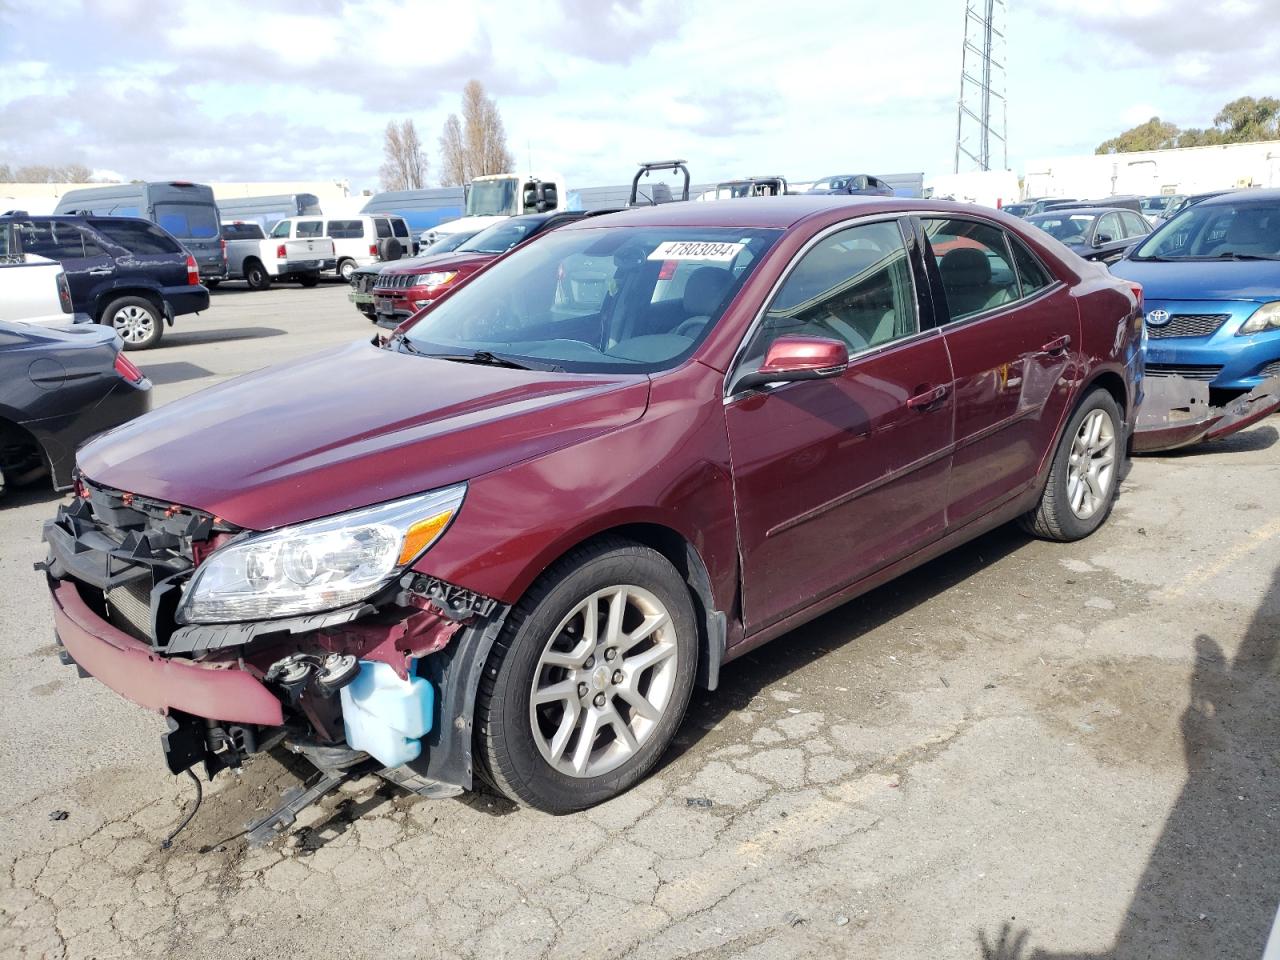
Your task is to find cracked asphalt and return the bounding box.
[2,282,1278,959]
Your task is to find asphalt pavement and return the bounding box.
[2,280,1278,959]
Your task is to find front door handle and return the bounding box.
[1042,334,1072,355]
[906,384,949,411]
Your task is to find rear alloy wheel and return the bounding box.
[1020,388,1123,541]
[338,259,356,281]
[102,296,162,350]
[476,539,697,812]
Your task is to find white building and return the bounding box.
[1023,140,1280,200]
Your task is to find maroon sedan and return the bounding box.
[43,197,1142,816]
[370,211,596,326]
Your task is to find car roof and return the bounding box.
[559,196,985,231]
[1029,207,1129,217]
[1198,188,1280,207]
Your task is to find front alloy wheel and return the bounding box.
[530,585,679,778]
[475,539,698,813]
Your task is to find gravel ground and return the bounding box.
[2,281,1277,959]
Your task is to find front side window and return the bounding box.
[1133,199,1280,260]
[1095,213,1123,244]
[737,220,917,373]
[154,203,219,239]
[402,226,781,373]
[296,220,324,238]
[921,218,1018,321]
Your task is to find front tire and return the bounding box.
[475,539,698,813]
[100,296,162,350]
[1020,387,1123,541]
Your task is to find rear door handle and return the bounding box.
[1042,334,1071,355]
[88,268,112,276]
[906,384,949,411]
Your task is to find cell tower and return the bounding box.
[953,0,1008,173]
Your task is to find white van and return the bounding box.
[270,215,417,281]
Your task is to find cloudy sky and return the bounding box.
[1,0,1277,193]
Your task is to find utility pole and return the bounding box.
[954,0,1008,173]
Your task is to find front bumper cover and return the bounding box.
[1133,374,1280,452]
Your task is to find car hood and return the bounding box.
[378,251,495,277]
[1111,258,1280,301]
[77,341,650,530]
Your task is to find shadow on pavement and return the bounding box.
[668,523,1030,768]
[160,326,287,347]
[976,561,1280,959]
[136,361,215,386]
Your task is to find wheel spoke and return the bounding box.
[604,703,639,754]
[540,635,592,669]
[533,678,577,706]
[618,611,669,654]
[617,683,662,722]
[571,709,603,775]
[625,642,676,676]
[603,588,626,646]
[1070,477,1087,513]
[547,701,580,762]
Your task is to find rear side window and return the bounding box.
[1121,212,1148,237]
[391,219,410,238]
[90,219,182,254]
[1008,235,1052,297]
[374,218,393,239]
[297,220,324,238]
[921,218,1018,321]
[326,219,364,239]
[0,226,11,258]
[221,223,265,240]
[19,221,87,258]
[154,203,219,239]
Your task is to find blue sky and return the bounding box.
[1,0,1276,193]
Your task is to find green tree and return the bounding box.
[1097,97,1280,153]
[1212,96,1280,142]
[1096,117,1181,154]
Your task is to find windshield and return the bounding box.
[1133,199,1280,260]
[1140,198,1169,214]
[466,179,518,217]
[457,219,539,255]
[426,230,478,254]
[1027,213,1096,243]
[1002,203,1033,217]
[401,226,782,373]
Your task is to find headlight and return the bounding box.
[415,271,457,288]
[179,484,466,624]
[1239,302,1280,335]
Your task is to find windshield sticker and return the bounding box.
[648,241,746,262]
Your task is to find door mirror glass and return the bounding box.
[1094,233,1114,246]
[734,336,849,392]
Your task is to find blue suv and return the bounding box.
[1112,190,1280,398]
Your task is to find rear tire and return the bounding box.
[245,260,271,291]
[338,259,356,281]
[298,273,320,288]
[100,296,162,350]
[475,538,698,813]
[1020,387,1123,541]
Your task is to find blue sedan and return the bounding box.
[1112,190,1280,395]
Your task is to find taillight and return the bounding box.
[220,238,227,263]
[370,244,378,256]
[113,352,145,383]
[276,244,287,259]
[185,253,199,285]
[996,198,1003,209]
[56,272,73,313]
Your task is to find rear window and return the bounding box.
[374,218,393,239]
[297,220,325,238]
[221,222,265,240]
[154,203,219,239]
[90,219,182,254]
[391,219,410,238]
[327,219,364,239]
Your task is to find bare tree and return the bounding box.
[379,119,428,191]
[0,162,96,183]
[438,80,515,186]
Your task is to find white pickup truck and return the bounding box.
[0,219,83,326]
[219,221,337,290]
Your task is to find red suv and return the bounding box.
[44,198,1145,815]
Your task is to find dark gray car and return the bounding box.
[1025,207,1153,264]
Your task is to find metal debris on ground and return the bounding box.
[48,810,68,821]
[686,797,714,808]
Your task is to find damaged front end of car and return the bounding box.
[40,477,507,840]
[1132,374,1280,453]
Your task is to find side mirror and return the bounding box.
[734,335,849,393]
[1093,233,1114,247]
